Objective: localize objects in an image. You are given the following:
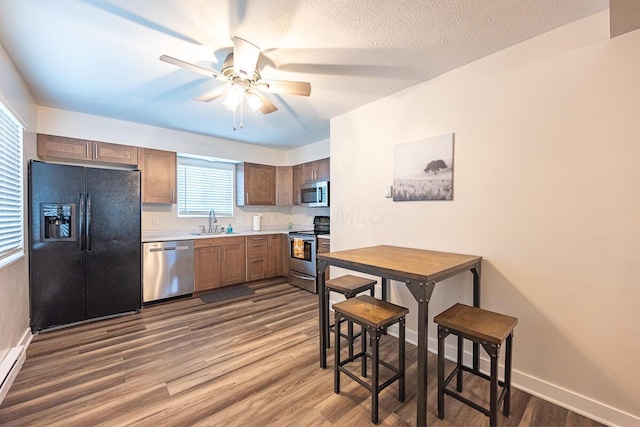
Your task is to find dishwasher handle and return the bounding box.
[148,245,191,252]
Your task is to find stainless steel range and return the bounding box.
[288,216,329,293]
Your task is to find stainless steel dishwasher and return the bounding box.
[143,240,194,303]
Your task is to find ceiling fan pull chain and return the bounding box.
[233,107,237,131]
[240,99,244,129]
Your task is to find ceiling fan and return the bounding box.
[160,37,311,121]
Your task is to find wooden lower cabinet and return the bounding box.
[246,235,268,281]
[194,236,246,292]
[246,234,286,281]
[266,234,284,278]
[317,236,330,279]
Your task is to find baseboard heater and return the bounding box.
[0,345,26,405]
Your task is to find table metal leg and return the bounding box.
[381,277,389,301]
[406,279,435,427]
[472,264,481,371]
[318,259,329,369]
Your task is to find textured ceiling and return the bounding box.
[0,0,608,150]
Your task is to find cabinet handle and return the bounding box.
[171,188,175,203]
[246,192,249,204]
[93,143,97,159]
[85,142,89,159]
[223,248,226,260]
[218,248,221,261]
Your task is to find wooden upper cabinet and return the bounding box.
[316,157,330,182]
[138,148,177,204]
[293,164,303,205]
[237,162,276,206]
[92,141,137,165]
[275,166,293,206]
[37,134,91,161]
[37,133,137,165]
[302,157,330,184]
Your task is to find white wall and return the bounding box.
[0,41,37,395]
[330,11,639,426]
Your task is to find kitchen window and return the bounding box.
[0,99,24,268]
[177,155,235,217]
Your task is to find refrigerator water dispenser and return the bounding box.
[41,203,75,241]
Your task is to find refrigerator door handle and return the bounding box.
[79,193,85,251]
[86,194,92,251]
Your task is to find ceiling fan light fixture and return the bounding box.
[232,37,260,79]
[223,85,245,111]
[246,92,264,112]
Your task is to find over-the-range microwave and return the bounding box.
[300,181,329,207]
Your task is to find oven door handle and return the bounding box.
[289,270,315,281]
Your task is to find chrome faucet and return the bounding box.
[208,209,218,233]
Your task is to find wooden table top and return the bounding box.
[317,245,481,283]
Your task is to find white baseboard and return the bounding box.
[0,328,32,405]
[407,327,638,427]
[329,303,639,427]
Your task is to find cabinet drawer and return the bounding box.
[194,236,245,248]
[246,236,268,257]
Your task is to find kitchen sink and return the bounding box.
[189,231,240,236]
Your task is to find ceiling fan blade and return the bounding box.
[257,79,311,97]
[160,55,224,80]
[253,91,278,114]
[194,85,230,102]
[233,37,260,79]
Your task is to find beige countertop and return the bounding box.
[142,228,297,243]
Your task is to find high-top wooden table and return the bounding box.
[317,245,482,427]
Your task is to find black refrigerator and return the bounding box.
[29,160,142,332]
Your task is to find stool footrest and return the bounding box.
[442,363,509,418]
[337,365,403,395]
[338,349,400,376]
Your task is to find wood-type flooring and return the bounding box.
[0,280,606,426]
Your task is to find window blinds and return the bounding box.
[0,101,24,266]
[177,156,235,217]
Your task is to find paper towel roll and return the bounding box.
[252,214,261,231]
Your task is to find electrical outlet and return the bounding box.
[152,217,159,225]
[269,215,275,223]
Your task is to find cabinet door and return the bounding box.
[243,163,276,205]
[247,257,266,281]
[302,158,330,183]
[220,243,246,286]
[293,164,302,205]
[37,134,91,161]
[246,236,267,281]
[275,166,293,206]
[266,235,283,278]
[194,247,221,291]
[302,161,315,184]
[316,158,330,181]
[92,141,138,165]
[317,237,331,279]
[139,148,177,204]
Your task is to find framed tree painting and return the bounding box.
[393,133,454,201]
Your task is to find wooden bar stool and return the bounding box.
[434,303,518,427]
[326,275,377,356]
[333,295,409,424]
